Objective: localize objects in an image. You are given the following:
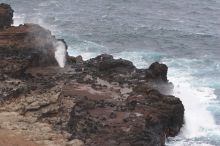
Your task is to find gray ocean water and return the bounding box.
[2,0,220,145]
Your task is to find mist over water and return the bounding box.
[3,0,220,145]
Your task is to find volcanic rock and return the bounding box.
[0,23,68,76]
[87,54,135,73]
[0,3,13,29]
[145,62,168,82]
[0,3,184,146]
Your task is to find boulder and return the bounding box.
[0,3,13,29]
[87,54,135,73]
[146,62,168,82]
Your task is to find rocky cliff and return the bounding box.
[0,3,184,146]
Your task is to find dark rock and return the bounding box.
[68,55,83,64]
[0,3,13,29]
[146,62,168,82]
[67,88,184,146]
[87,54,135,74]
[0,80,27,101]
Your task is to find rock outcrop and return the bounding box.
[0,23,68,76]
[0,3,184,146]
[0,3,13,29]
[146,62,168,82]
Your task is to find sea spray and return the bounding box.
[54,40,67,68]
[170,75,217,138]
[13,13,25,26]
[12,13,67,68]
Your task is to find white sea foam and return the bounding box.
[166,139,215,146]
[54,40,67,68]
[169,74,217,138]
[163,58,218,139]
[162,58,220,146]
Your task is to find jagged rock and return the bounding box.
[0,24,59,63]
[0,4,184,146]
[146,62,168,82]
[0,3,13,29]
[0,79,27,101]
[67,87,184,146]
[0,23,68,76]
[87,54,135,73]
[68,55,83,64]
[0,61,184,146]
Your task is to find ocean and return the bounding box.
[2,0,220,145]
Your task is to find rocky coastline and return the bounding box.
[0,3,184,146]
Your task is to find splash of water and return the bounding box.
[12,13,67,68]
[169,74,217,138]
[54,40,67,68]
[13,13,25,26]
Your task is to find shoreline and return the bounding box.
[0,3,184,146]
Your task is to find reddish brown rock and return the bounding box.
[0,23,68,76]
[0,3,68,77]
[67,83,183,146]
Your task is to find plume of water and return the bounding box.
[13,13,25,26]
[54,40,67,68]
